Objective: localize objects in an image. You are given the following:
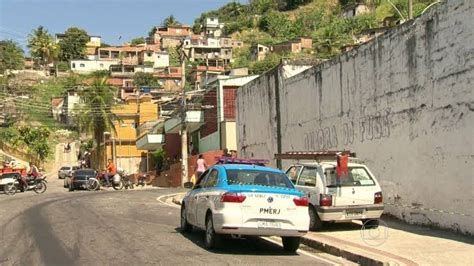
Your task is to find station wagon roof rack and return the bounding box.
[215,157,269,166]
[274,151,356,161]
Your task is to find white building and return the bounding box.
[153,52,170,68]
[70,59,120,74]
[204,17,224,38]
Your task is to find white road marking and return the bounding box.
[261,237,338,264]
[156,194,181,209]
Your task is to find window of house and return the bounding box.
[147,52,152,57]
[72,63,76,68]
[80,63,85,68]
[100,63,104,67]
[259,47,263,52]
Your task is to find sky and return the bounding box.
[0,0,241,54]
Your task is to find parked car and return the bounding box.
[180,159,310,252]
[63,166,79,188]
[69,168,97,191]
[282,152,384,230]
[58,166,78,179]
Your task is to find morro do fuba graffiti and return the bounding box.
[304,109,391,150]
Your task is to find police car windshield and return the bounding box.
[225,169,294,188]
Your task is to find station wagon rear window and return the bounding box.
[325,167,375,187]
[225,169,294,188]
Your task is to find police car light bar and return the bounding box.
[215,157,269,166]
[274,151,356,161]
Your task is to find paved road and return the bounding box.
[0,143,339,265]
[0,187,338,265]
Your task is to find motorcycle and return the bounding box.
[90,170,133,191]
[19,175,48,194]
[1,173,20,195]
[121,172,134,190]
[136,173,148,187]
[1,173,47,194]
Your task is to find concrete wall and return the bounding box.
[237,0,474,234]
[199,131,220,153]
[221,121,237,151]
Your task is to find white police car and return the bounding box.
[180,159,310,251]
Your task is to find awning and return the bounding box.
[164,110,204,134]
[136,134,165,150]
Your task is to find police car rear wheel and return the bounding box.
[282,237,301,252]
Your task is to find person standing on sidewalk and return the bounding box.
[195,154,207,179]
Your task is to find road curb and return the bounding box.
[300,236,386,266]
[172,194,184,206]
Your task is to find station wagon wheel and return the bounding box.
[180,206,191,232]
[362,219,379,229]
[204,214,221,249]
[309,205,323,231]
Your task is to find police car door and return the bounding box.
[196,169,219,228]
[188,170,210,226]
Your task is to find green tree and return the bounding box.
[58,27,89,61]
[168,46,180,67]
[258,11,299,38]
[133,72,157,87]
[250,52,281,74]
[27,26,58,69]
[284,0,312,10]
[148,26,157,39]
[17,126,52,164]
[163,15,180,27]
[0,40,24,73]
[250,0,279,13]
[75,76,118,169]
[131,37,145,45]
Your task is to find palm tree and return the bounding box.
[163,15,180,27]
[27,26,58,70]
[75,74,118,169]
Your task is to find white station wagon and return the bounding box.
[180,159,310,251]
[279,151,384,230]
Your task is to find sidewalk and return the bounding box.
[304,217,474,265]
[171,193,473,265]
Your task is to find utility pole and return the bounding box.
[408,0,413,19]
[180,44,188,187]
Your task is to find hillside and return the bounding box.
[193,0,440,73]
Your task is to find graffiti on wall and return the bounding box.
[304,109,391,150]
